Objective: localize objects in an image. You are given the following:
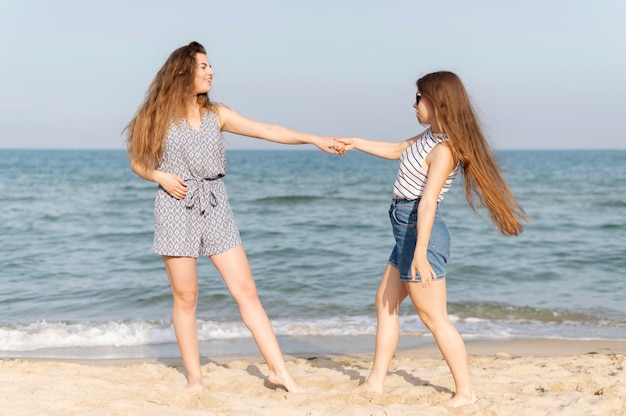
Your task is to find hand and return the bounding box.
[155,171,187,200]
[314,136,342,154]
[410,254,436,288]
[334,138,356,156]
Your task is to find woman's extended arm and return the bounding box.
[216,106,339,154]
[335,134,421,160]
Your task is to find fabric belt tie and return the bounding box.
[184,177,222,216]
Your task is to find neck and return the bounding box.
[186,97,201,118]
[430,124,442,134]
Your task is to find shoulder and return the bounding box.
[423,130,450,154]
[426,129,448,144]
[214,105,234,129]
[430,141,452,157]
[427,141,454,173]
[414,129,446,146]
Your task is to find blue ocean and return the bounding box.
[1,149,624,359]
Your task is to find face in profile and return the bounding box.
[192,53,214,95]
[413,92,436,129]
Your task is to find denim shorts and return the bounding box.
[388,199,450,282]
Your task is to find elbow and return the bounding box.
[129,158,144,176]
[418,198,438,213]
[129,159,139,173]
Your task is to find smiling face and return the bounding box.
[192,53,214,95]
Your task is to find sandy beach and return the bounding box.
[1,339,624,416]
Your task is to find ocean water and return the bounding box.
[0,148,624,358]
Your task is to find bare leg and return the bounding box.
[355,264,408,394]
[162,256,203,391]
[210,245,301,392]
[406,279,476,407]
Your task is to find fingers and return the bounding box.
[411,264,434,288]
[319,137,340,155]
[162,175,187,200]
[332,138,348,156]
[172,177,187,199]
[421,269,435,288]
[170,186,187,200]
[320,137,353,156]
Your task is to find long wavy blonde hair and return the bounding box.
[125,41,217,169]
[417,71,527,236]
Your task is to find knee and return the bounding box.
[418,311,449,332]
[172,290,198,311]
[231,280,259,304]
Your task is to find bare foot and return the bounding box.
[266,370,302,393]
[352,380,383,395]
[184,377,204,392]
[444,392,477,408]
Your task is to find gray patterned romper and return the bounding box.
[153,110,242,257]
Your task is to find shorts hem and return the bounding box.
[152,238,242,259]
[152,249,199,258]
[205,240,242,257]
[399,274,446,283]
[388,262,447,282]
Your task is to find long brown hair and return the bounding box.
[125,41,217,169]
[417,71,527,236]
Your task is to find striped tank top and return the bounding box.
[392,129,460,202]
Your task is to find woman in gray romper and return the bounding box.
[126,41,339,392]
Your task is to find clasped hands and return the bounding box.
[320,137,355,156]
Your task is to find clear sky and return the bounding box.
[1,0,624,150]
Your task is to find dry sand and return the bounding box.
[1,339,624,416]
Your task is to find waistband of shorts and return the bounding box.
[392,197,421,204]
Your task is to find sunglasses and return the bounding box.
[415,93,421,106]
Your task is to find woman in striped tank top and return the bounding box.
[336,71,527,407]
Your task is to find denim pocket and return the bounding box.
[391,205,416,228]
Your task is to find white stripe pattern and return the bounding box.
[392,129,459,202]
